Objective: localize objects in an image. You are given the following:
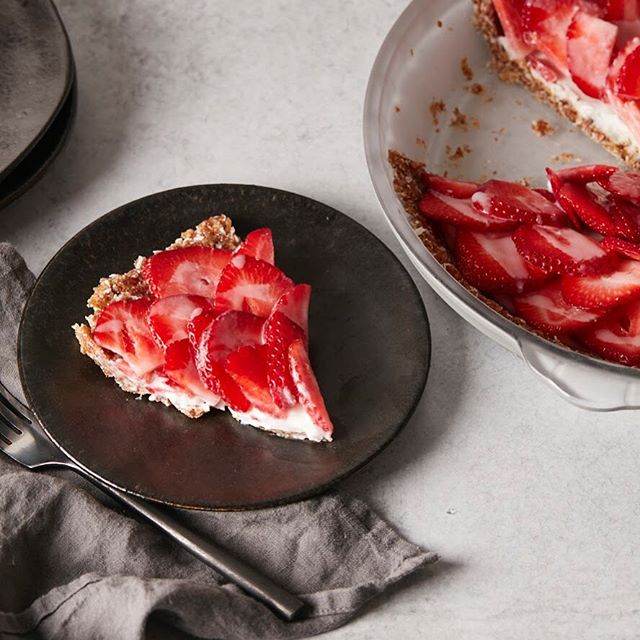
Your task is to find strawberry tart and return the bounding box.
[73,215,333,443]
[474,0,640,167]
[390,150,640,367]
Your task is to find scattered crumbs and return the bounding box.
[437,19,443,27]
[518,177,531,187]
[531,118,555,137]
[493,137,499,143]
[446,144,472,161]
[466,82,484,95]
[471,115,480,129]
[416,136,427,148]
[435,127,440,133]
[551,151,579,163]
[492,170,497,175]
[486,96,494,103]
[410,47,414,56]
[479,173,488,181]
[395,105,400,113]
[449,107,468,131]
[429,98,446,126]
[515,99,523,106]
[446,508,457,515]
[461,57,473,81]
[443,169,449,177]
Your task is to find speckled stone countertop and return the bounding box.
[2,2,640,638]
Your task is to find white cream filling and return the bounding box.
[230,405,332,443]
[497,36,639,151]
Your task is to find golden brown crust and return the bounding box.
[471,0,640,169]
[74,215,240,418]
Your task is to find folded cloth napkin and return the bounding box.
[0,243,436,640]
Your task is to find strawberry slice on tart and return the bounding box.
[74,215,333,442]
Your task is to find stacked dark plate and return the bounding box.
[0,0,75,209]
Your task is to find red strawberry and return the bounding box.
[418,192,518,231]
[614,38,640,100]
[234,228,275,264]
[606,39,640,146]
[602,0,640,20]
[580,298,640,365]
[561,259,640,309]
[493,0,532,57]
[601,237,640,261]
[598,170,640,204]
[513,280,604,333]
[552,164,616,184]
[513,224,616,275]
[422,173,479,199]
[557,182,618,236]
[471,180,567,225]
[262,311,305,409]
[271,284,311,341]
[163,339,222,405]
[534,188,556,202]
[567,11,617,98]
[142,246,232,299]
[93,298,164,377]
[546,168,582,229]
[288,339,333,436]
[196,310,263,410]
[527,53,559,81]
[226,345,284,415]
[455,229,550,294]
[215,254,294,318]
[609,197,640,242]
[147,294,214,347]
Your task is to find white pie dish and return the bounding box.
[364,0,640,410]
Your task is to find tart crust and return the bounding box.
[472,0,640,170]
[73,215,240,418]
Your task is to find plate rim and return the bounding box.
[19,183,432,510]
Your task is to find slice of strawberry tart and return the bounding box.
[73,215,333,442]
[390,150,640,367]
[474,0,640,167]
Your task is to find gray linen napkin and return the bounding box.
[0,243,436,640]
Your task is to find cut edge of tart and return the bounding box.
[73,215,333,443]
[472,0,640,170]
[388,150,640,368]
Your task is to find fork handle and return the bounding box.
[71,466,307,621]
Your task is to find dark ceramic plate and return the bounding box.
[19,186,430,510]
[0,75,76,210]
[0,0,72,180]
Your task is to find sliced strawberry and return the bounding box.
[598,170,640,204]
[262,311,305,409]
[527,53,559,81]
[472,180,567,225]
[609,197,640,242]
[418,192,518,231]
[494,0,532,57]
[601,0,640,20]
[234,228,275,264]
[455,229,550,294]
[422,173,479,198]
[557,182,618,235]
[606,39,640,145]
[214,255,294,318]
[513,280,604,333]
[513,224,616,275]
[271,283,311,340]
[580,298,640,365]
[196,310,263,410]
[614,39,640,100]
[93,298,164,377]
[534,188,556,202]
[601,236,640,260]
[163,339,221,405]
[147,294,214,347]
[561,259,640,309]
[546,168,582,229]
[142,246,232,299]
[226,345,283,415]
[552,164,616,184]
[288,339,333,435]
[567,11,617,98]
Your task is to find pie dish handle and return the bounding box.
[518,335,640,411]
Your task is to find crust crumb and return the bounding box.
[437,19,443,28]
[429,99,446,126]
[466,82,485,95]
[395,105,401,113]
[461,57,474,81]
[531,118,556,137]
[551,151,579,163]
[416,136,427,148]
[449,107,469,131]
[446,144,472,161]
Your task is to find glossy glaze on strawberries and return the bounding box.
[75,221,333,442]
[417,163,640,367]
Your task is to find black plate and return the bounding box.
[0,0,72,180]
[19,186,430,510]
[0,75,76,210]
